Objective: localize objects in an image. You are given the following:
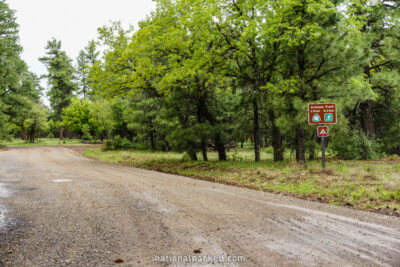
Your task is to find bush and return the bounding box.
[331,130,380,160]
[181,153,192,162]
[228,151,243,161]
[112,135,123,150]
[120,137,135,150]
[104,135,135,150]
[81,124,93,141]
[103,140,113,151]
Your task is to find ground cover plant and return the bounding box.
[4,138,92,147]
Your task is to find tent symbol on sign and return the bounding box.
[320,129,327,135]
[312,114,321,122]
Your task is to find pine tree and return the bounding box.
[270,0,370,163]
[354,0,400,153]
[210,0,283,161]
[77,40,99,98]
[39,38,77,140]
[0,0,40,141]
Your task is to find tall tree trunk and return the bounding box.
[250,130,254,144]
[59,125,64,140]
[201,138,208,161]
[160,135,169,152]
[360,100,374,139]
[296,127,305,164]
[59,103,64,141]
[188,149,198,161]
[149,130,155,152]
[227,117,233,152]
[253,98,260,162]
[197,104,208,161]
[296,44,306,164]
[361,65,375,139]
[309,131,316,161]
[21,130,27,141]
[215,134,227,161]
[67,129,72,139]
[270,111,284,161]
[198,94,226,161]
[29,129,34,143]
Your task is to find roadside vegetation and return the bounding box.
[1,0,400,164]
[85,146,400,216]
[4,138,92,147]
[1,1,400,215]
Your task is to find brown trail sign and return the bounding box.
[308,103,337,125]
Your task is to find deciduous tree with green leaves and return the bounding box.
[89,99,114,141]
[23,102,49,143]
[62,97,93,136]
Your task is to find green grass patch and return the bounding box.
[4,138,91,147]
[84,147,400,216]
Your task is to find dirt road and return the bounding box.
[0,147,399,266]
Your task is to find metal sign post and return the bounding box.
[317,126,329,170]
[321,136,326,170]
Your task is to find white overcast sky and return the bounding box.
[8,0,156,77]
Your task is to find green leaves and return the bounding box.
[0,1,41,141]
[40,38,77,121]
[77,41,99,98]
[62,98,92,134]
[70,0,400,160]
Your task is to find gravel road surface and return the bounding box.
[0,147,399,266]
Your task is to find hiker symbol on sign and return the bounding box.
[312,114,321,122]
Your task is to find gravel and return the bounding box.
[0,147,399,266]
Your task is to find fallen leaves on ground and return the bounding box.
[193,248,202,254]
[114,258,124,263]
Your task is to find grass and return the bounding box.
[84,147,400,216]
[3,138,92,147]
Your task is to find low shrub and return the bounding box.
[120,137,135,149]
[104,135,135,151]
[331,130,380,160]
[81,124,93,141]
[103,140,113,151]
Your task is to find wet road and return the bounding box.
[0,147,399,266]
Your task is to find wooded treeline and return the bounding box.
[1,0,399,162]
